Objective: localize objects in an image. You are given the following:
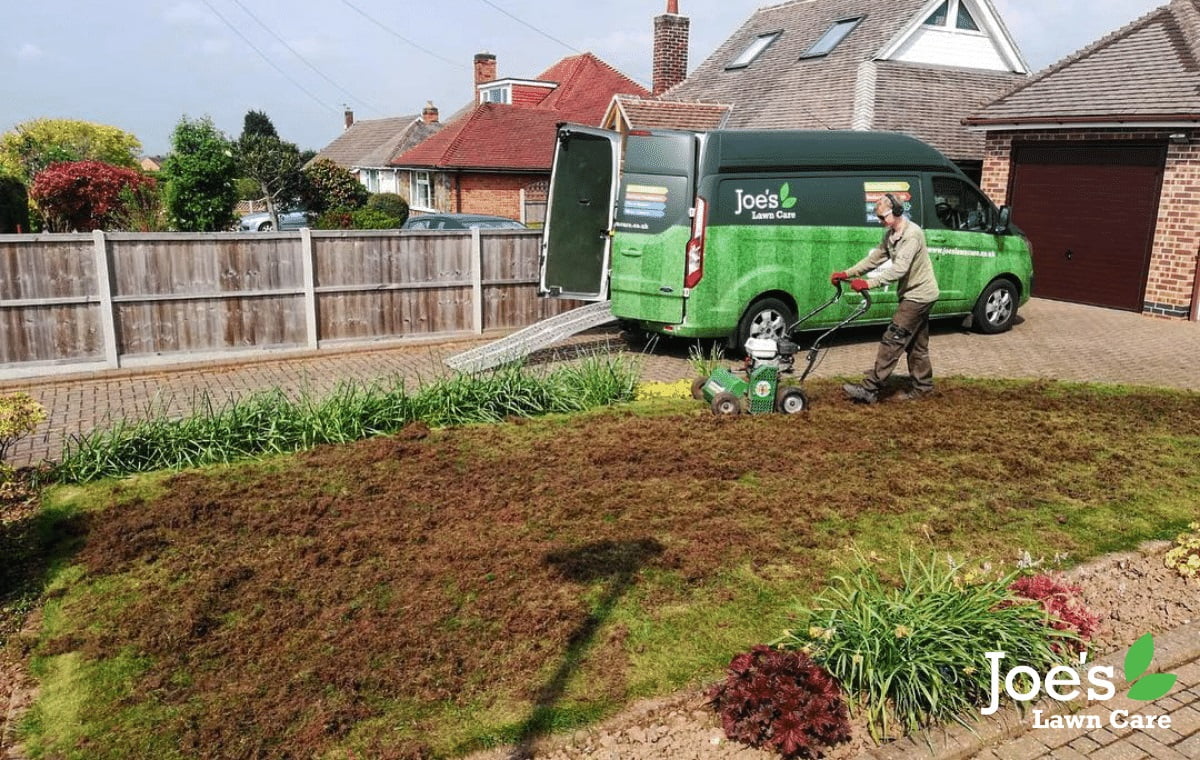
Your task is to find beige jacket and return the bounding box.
[845,219,940,304]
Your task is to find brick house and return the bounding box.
[311,106,442,195]
[965,0,1200,320]
[612,0,1030,179]
[388,51,648,223]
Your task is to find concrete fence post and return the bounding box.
[471,227,483,334]
[92,229,120,368]
[300,228,319,349]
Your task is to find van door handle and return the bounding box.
[1065,249,1074,261]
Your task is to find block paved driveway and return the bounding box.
[3,297,1199,469]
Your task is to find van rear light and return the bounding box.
[684,196,707,288]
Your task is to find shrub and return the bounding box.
[302,158,367,214]
[351,207,402,229]
[30,161,154,232]
[0,174,29,233]
[1165,523,1200,579]
[161,116,239,232]
[313,207,355,230]
[777,551,1073,742]
[0,392,47,464]
[366,192,409,225]
[1008,574,1100,650]
[708,645,851,759]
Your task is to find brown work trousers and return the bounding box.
[862,299,934,393]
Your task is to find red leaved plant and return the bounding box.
[1008,574,1100,651]
[707,645,851,759]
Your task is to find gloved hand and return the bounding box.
[830,271,848,285]
[850,278,870,292]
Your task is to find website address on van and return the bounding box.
[930,247,996,258]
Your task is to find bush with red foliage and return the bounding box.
[1009,574,1100,650]
[30,160,155,232]
[708,645,851,759]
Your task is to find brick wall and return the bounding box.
[979,128,1200,320]
[449,172,548,219]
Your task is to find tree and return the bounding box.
[161,116,238,232]
[241,110,278,140]
[237,134,304,229]
[29,161,154,232]
[302,158,368,214]
[0,119,141,184]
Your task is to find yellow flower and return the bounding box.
[894,625,913,639]
[964,666,977,675]
[808,626,825,639]
[851,653,864,666]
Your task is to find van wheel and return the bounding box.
[972,279,1018,334]
[738,298,796,348]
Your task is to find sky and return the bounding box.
[0,0,1172,156]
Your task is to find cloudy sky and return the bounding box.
[0,0,1169,156]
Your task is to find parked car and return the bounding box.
[237,209,309,231]
[402,213,526,230]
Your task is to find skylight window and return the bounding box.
[800,17,863,59]
[924,0,979,32]
[726,30,781,70]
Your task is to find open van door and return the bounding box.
[539,125,620,301]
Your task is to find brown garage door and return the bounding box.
[1009,143,1165,311]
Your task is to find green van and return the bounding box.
[539,126,1032,345]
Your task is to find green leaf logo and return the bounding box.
[780,183,797,209]
[1124,633,1177,701]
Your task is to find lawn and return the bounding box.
[15,378,1200,759]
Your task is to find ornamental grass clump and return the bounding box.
[708,645,851,759]
[1164,522,1200,579]
[776,551,1075,742]
[54,354,640,483]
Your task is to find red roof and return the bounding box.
[392,53,647,171]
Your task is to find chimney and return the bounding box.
[422,101,439,124]
[474,52,497,90]
[344,108,354,130]
[653,0,689,96]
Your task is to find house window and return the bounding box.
[726,30,782,70]
[412,171,432,209]
[924,0,980,32]
[365,169,380,193]
[480,85,510,104]
[800,17,863,59]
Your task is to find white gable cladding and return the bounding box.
[890,25,1009,70]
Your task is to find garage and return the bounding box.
[965,0,1200,320]
[1008,143,1166,311]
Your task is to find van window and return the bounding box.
[615,133,694,235]
[932,176,993,231]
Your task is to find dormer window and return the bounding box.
[800,16,863,59]
[726,30,781,70]
[480,85,510,104]
[923,0,979,32]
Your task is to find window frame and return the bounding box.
[412,171,433,210]
[479,85,510,104]
[922,0,983,35]
[799,16,865,60]
[725,30,783,70]
[931,175,994,232]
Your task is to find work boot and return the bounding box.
[890,388,933,402]
[842,383,878,404]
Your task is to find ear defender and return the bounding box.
[886,193,904,217]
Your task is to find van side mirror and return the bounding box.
[995,205,1011,234]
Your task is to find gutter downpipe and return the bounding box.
[1192,245,1200,321]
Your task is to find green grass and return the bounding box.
[13,378,1200,758]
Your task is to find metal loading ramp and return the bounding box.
[444,301,617,373]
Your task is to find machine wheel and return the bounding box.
[972,279,1018,334]
[258,221,274,231]
[737,297,796,348]
[776,386,808,414]
[710,391,742,416]
[691,376,708,400]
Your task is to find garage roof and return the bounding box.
[966,0,1200,128]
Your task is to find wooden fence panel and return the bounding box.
[479,231,583,330]
[0,235,102,364]
[107,234,306,356]
[315,231,475,341]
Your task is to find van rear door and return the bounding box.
[539,125,620,301]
